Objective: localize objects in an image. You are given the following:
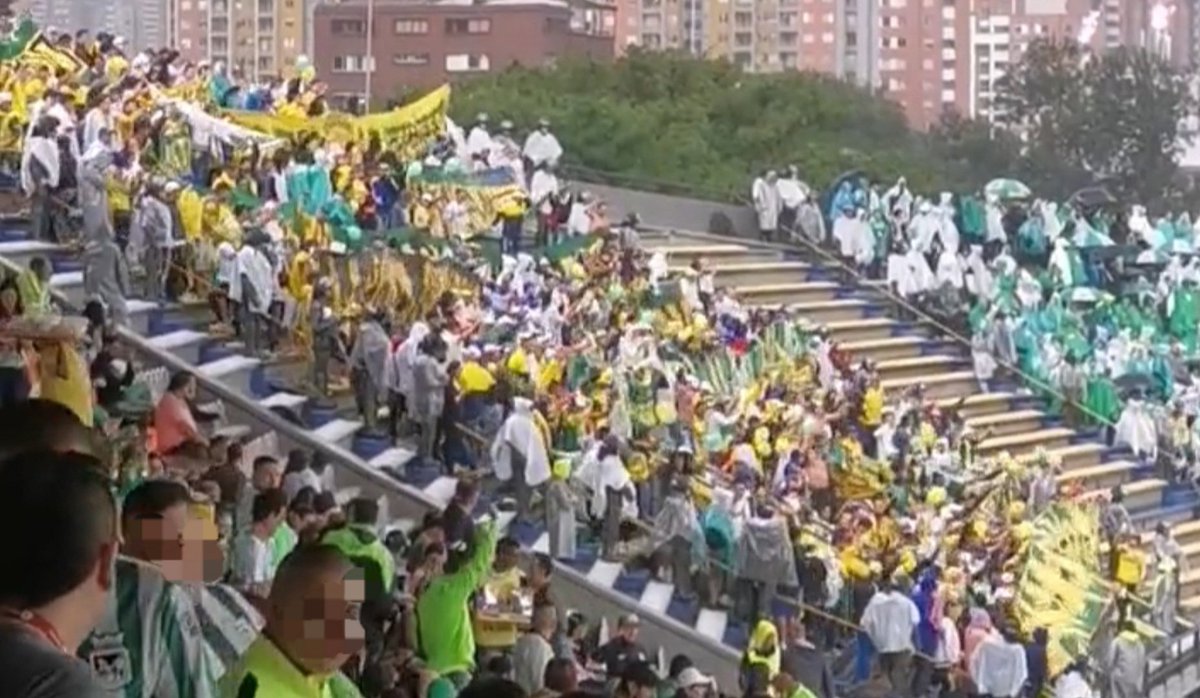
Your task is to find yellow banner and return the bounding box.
[223,84,449,158]
[19,34,84,74]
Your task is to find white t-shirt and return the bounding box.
[229,533,272,592]
[282,470,323,503]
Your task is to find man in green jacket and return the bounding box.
[320,498,395,661]
[416,516,498,686]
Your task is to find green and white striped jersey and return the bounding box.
[78,557,262,697]
[181,582,264,685]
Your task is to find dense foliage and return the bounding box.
[451,44,1196,207]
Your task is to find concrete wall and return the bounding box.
[583,182,760,239]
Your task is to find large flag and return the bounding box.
[1012,502,1112,676]
[18,33,84,74]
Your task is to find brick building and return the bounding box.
[313,0,615,104]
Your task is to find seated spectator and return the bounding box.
[235,455,283,535]
[514,604,558,694]
[229,488,287,598]
[218,545,365,697]
[153,370,208,457]
[485,536,524,604]
[614,661,660,698]
[281,448,324,502]
[0,398,94,460]
[593,613,648,678]
[0,449,118,697]
[90,331,137,414]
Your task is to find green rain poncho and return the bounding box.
[1083,376,1122,424]
[1168,283,1200,354]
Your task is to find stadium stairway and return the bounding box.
[0,216,754,688]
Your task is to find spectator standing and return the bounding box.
[416,518,498,686]
[0,450,117,698]
[859,574,920,698]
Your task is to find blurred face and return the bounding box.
[685,684,707,698]
[619,622,639,642]
[496,545,519,571]
[0,287,16,311]
[274,567,366,675]
[181,503,225,583]
[127,501,188,579]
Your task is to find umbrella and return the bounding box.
[1072,225,1113,248]
[1068,185,1117,208]
[985,178,1032,200]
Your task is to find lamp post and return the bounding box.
[364,0,375,113]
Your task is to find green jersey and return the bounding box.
[78,557,215,697]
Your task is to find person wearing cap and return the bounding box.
[523,118,562,170]
[466,112,492,159]
[677,666,718,698]
[593,613,648,678]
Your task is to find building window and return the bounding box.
[780,31,798,44]
[394,19,429,34]
[733,11,751,27]
[779,11,796,27]
[642,13,662,31]
[182,0,192,9]
[332,55,374,72]
[257,0,272,12]
[181,37,193,49]
[445,18,491,34]
[444,53,490,72]
[393,53,430,65]
[780,51,796,69]
[641,33,662,48]
[331,19,366,35]
[258,17,274,32]
[283,37,296,49]
[734,31,751,47]
[258,56,272,70]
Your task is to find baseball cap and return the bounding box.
[678,667,713,688]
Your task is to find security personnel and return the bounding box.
[219,546,364,697]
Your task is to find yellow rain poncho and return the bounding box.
[456,360,495,395]
[861,386,884,426]
[37,343,94,426]
[743,620,781,685]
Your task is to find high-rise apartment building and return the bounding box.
[171,0,305,80]
[19,0,168,51]
[619,0,1194,127]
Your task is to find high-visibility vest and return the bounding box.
[219,637,362,698]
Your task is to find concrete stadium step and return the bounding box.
[881,370,978,400]
[975,427,1076,457]
[1082,477,1167,513]
[873,355,971,382]
[1017,442,1108,471]
[646,243,781,265]
[0,239,65,270]
[838,336,937,362]
[1178,568,1200,603]
[964,409,1048,438]
[1056,460,1138,491]
[732,281,847,306]
[820,318,908,342]
[941,392,1029,419]
[759,299,878,323]
[669,261,813,286]
[146,328,210,365]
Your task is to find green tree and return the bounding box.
[450,50,975,200]
[997,38,1194,205]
